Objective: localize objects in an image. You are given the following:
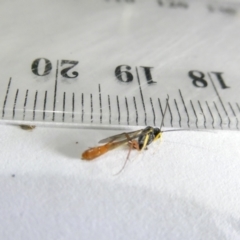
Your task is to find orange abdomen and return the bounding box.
[81,145,109,160]
[81,140,128,161]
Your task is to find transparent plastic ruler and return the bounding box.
[1,0,240,130]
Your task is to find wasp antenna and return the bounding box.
[113,157,129,176]
[159,95,169,131]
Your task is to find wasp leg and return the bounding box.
[131,140,140,150]
[114,135,140,175]
[126,139,139,159]
[122,133,137,159]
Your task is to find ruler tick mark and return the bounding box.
[190,100,198,128]
[23,89,29,120]
[174,99,181,128]
[62,92,66,122]
[158,98,164,127]
[208,73,230,128]
[12,89,19,119]
[213,101,222,129]
[99,84,102,124]
[81,93,84,123]
[90,94,93,123]
[52,60,59,121]
[43,91,47,120]
[33,91,38,120]
[228,102,238,130]
[125,97,129,125]
[133,96,138,125]
[116,95,120,124]
[167,99,173,127]
[198,100,206,129]
[205,101,214,129]
[72,92,75,122]
[150,98,156,126]
[179,89,190,128]
[236,103,240,112]
[236,103,240,116]
[108,95,111,124]
[2,77,12,118]
[136,67,147,125]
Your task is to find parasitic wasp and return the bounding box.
[81,96,183,173]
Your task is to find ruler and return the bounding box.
[1,0,240,130]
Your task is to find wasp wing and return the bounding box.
[98,129,143,144]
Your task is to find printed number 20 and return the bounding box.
[31,58,79,78]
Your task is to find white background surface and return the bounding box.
[1,0,240,239]
[1,125,240,239]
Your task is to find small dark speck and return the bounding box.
[20,125,36,131]
[11,174,15,178]
[76,142,78,144]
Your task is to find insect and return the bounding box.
[81,96,172,168]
